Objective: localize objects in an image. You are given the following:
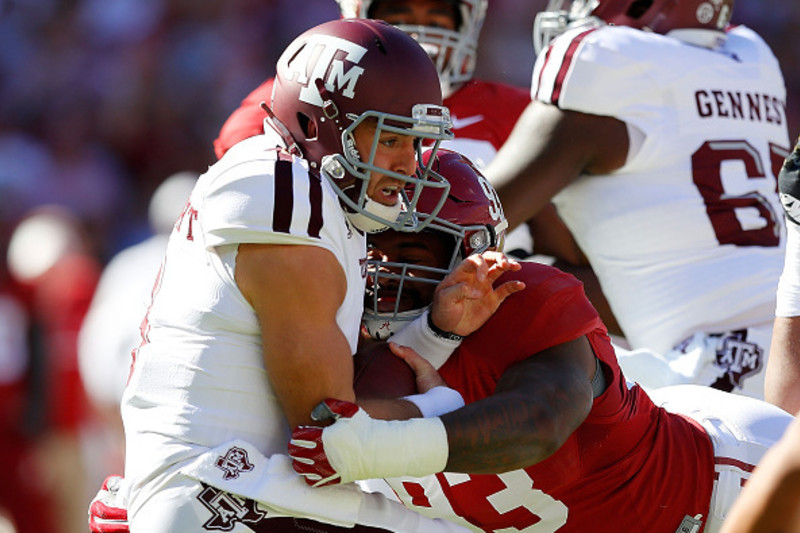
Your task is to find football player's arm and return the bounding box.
[767,147,800,414]
[387,335,597,472]
[440,336,596,473]
[236,242,357,428]
[289,336,597,485]
[719,411,800,533]
[766,316,800,414]
[486,100,629,231]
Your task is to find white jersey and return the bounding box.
[121,133,367,520]
[535,25,790,354]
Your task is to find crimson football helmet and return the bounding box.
[268,19,453,233]
[362,149,508,339]
[337,0,488,98]
[533,0,735,54]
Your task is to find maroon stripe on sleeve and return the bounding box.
[550,28,598,106]
[533,46,552,102]
[273,159,294,234]
[714,456,757,473]
[307,172,323,239]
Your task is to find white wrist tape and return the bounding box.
[391,310,461,370]
[323,409,449,483]
[777,221,800,317]
[403,386,465,418]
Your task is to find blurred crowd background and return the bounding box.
[0,1,797,532]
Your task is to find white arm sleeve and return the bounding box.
[391,310,461,370]
[776,220,800,317]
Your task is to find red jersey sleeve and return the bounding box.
[439,262,603,402]
[444,79,531,150]
[213,78,274,159]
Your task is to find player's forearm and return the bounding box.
[441,340,595,474]
[441,376,593,474]
[765,316,800,413]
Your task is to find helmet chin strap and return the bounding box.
[260,101,303,158]
[346,195,404,234]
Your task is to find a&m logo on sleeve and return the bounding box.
[215,446,255,481]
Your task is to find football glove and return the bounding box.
[88,475,129,533]
[288,399,448,487]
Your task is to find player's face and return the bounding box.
[352,120,419,207]
[371,0,458,31]
[366,230,453,313]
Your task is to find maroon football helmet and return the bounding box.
[268,19,453,233]
[362,149,507,339]
[534,0,735,54]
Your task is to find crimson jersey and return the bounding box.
[386,262,716,533]
[213,79,275,159]
[439,80,530,169]
[212,78,529,166]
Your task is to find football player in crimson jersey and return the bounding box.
[118,19,525,533]
[484,0,792,399]
[212,0,587,273]
[289,150,795,533]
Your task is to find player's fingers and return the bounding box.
[389,342,421,365]
[493,279,526,302]
[482,251,520,270]
[450,252,520,290]
[389,342,435,374]
[485,254,522,280]
[450,253,489,284]
[436,278,486,301]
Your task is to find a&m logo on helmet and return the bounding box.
[280,34,367,107]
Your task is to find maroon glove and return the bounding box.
[88,475,129,533]
[288,399,359,487]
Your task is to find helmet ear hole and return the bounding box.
[297,112,317,140]
[626,0,654,20]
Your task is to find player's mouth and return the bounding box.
[376,184,401,205]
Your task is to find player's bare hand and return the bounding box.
[430,251,524,336]
[389,341,445,393]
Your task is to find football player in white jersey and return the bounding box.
[119,18,522,533]
[485,0,792,399]
[214,0,583,267]
[719,406,800,532]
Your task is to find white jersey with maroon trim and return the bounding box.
[533,25,790,359]
[121,132,367,519]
